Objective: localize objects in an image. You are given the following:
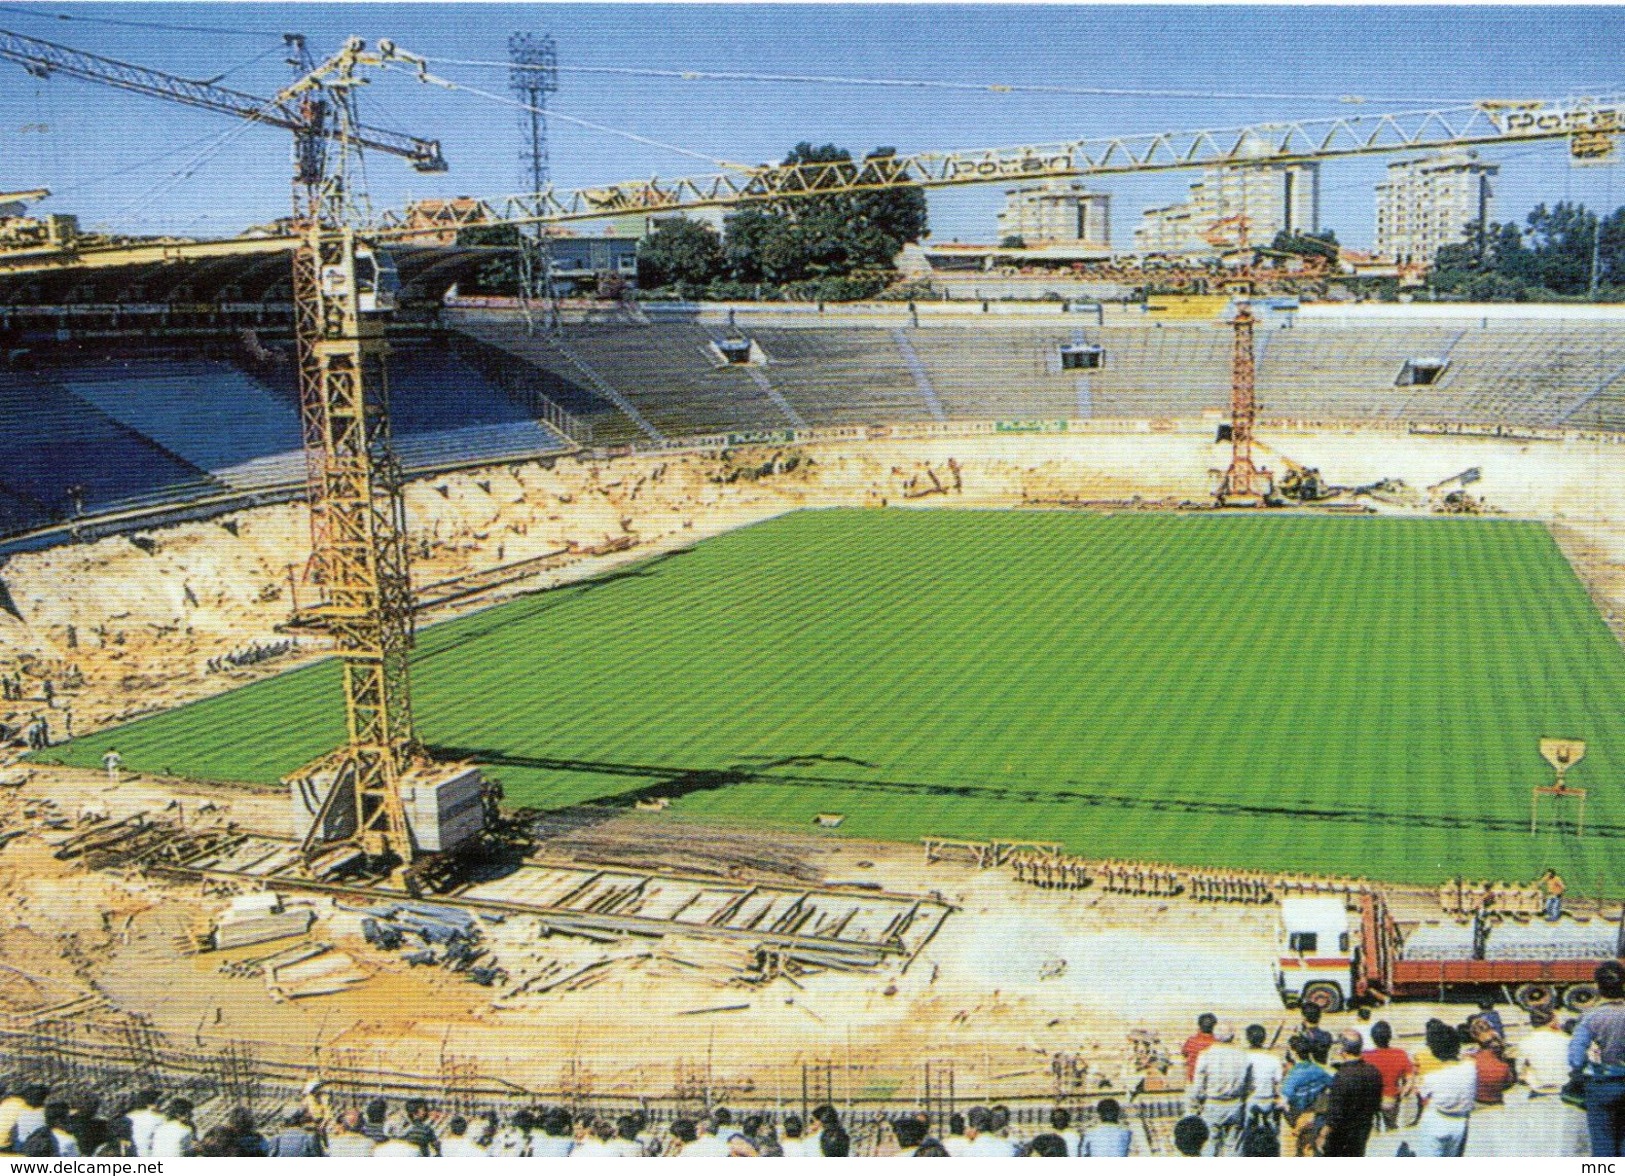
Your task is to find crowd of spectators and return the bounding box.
[3,962,1621,1159]
[1174,960,1625,1158]
[0,1086,1144,1159]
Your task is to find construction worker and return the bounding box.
[1542,869,1566,922]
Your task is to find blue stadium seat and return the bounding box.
[0,368,222,525]
[56,357,303,472]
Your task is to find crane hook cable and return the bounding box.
[378,59,745,170]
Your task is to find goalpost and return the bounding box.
[1531,738,1588,837]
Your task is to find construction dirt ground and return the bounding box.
[3,424,1625,1104]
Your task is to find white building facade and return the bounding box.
[996,182,1112,247]
[1134,162,1321,255]
[1374,152,1498,265]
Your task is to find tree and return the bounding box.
[456,223,524,296]
[1000,235,1027,250]
[1269,227,1339,262]
[637,217,725,292]
[851,146,928,250]
[717,141,930,295]
[1600,207,1625,291]
[1430,219,1538,298]
[1525,202,1596,295]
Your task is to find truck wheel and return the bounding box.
[1564,984,1601,1013]
[1514,983,1557,1011]
[1302,981,1345,1014]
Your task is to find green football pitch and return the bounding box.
[42,510,1625,887]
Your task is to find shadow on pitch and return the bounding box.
[423,743,1625,842]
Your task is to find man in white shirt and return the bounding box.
[964,1106,1017,1157]
[1189,1023,1253,1155]
[45,1105,79,1158]
[9,1087,47,1152]
[1048,1108,1082,1157]
[1081,1099,1134,1157]
[680,1115,730,1157]
[371,1134,424,1157]
[1517,1007,1588,1156]
[891,1116,932,1156]
[1243,1022,1286,1121]
[1415,1023,1477,1157]
[607,1115,646,1158]
[147,1099,194,1159]
[1519,1007,1575,1093]
[324,1109,375,1158]
[530,1107,574,1157]
[940,1112,970,1157]
[779,1114,819,1157]
[488,1109,532,1157]
[124,1090,165,1159]
[569,1120,620,1158]
[441,1116,488,1158]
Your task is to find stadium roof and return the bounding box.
[0,242,505,307]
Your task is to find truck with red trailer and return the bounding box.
[1276,893,1624,1013]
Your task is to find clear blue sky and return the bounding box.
[2,4,1623,248]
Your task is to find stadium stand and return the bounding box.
[903,325,1084,420]
[1254,322,1463,421]
[451,309,1625,435]
[15,305,1625,540]
[55,357,303,474]
[0,343,571,537]
[0,366,223,531]
[746,327,935,425]
[452,313,799,442]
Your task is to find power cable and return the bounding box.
[415,56,1502,107]
[206,42,288,85]
[109,89,286,221]
[0,4,281,39]
[45,125,256,199]
[378,60,738,168]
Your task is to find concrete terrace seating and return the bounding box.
[0,367,223,530]
[451,314,792,442]
[1451,326,1625,428]
[447,315,645,444]
[1081,322,1230,419]
[0,346,572,538]
[538,323,794,438]
[1242,319,1625,431]
[1253,323,1462,422]
[901,325,1084,420]
[56,358,303,474]
[387,342,563,440]
[747,327,935,426]
[390,420,569,470]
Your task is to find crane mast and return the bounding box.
[1218,301,1272,507]
[3,25,1621,875]
[278,39,438,873]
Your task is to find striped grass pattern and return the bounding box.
[45,510,1625,887]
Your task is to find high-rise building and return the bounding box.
[996,182,1111,247]
[1374,151,1497,265]
[1134,162,1320,254]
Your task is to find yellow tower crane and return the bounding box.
[1,28,1618,879]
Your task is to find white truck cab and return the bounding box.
[1276,896,1355,1012]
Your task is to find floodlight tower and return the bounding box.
[509,32,559,327]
